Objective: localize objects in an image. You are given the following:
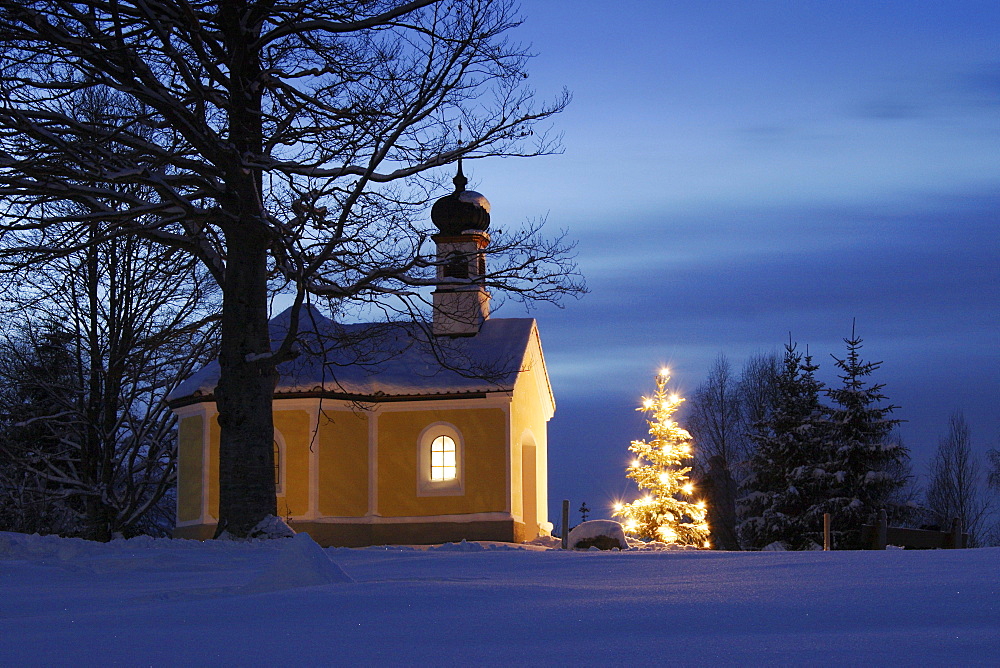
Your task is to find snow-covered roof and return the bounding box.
[168,306,543,405]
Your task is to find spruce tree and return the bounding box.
[739,342,832,550]
[614,370,710,546]
[0,322,82,534]
[825,325,907,548]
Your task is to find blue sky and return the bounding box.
[464,1,999,520]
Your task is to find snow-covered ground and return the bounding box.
[1,531,997,665]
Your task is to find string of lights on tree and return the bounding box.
[613,369,711,547]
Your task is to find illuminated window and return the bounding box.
[430,435,457,481]
[418,423,464,496]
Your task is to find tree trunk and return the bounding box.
[84,226,111,541]
[214,227,277,537]
[211,0,277,538]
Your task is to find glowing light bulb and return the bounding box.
[682,483,694,495]
[703,540,711,549]
[659,367,670,377]
[642,398,653,409]
[613,502,623,512]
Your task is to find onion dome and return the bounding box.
[430,160,490,234]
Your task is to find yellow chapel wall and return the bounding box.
[208,414,220,519]
[177,414,204,523]
[178,393,529,533]
[317,407,368,517]
[196,405,311,522]
[273,409,310,517]
[377,406,507,517]
[508,331,553,538]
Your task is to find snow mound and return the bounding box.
[0,531,104,562]
[625,538,703,551]
[430,539,487,552]
[762,540,823,552]
[248,514,296,539]
[218,514,296,541]
[567,520,627,550]
[428,539,525,552]
[525,535,561,549]
[239,532,352,594]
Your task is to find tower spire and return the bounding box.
[453,158,468,193]
[453,122,468,192]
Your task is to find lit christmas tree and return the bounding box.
[614,369,711,547]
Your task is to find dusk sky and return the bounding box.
[465,1,999,521]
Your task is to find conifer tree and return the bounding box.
[739,342,832,550]
[0,323,81,534]
[825,325,908,548]
[614,370,709,547]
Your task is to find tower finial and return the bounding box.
[453,121,467,192]
[453,158,468,192]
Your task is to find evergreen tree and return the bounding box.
[739,342,832,550]
[824,325,908,549]
[614,370,709,547]
[0,322,82,534]
[988,447,1000,492]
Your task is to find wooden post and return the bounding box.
[823,513,831,551]
[950,517,963,549]
[561,499,570,550]
[876,509,888,550]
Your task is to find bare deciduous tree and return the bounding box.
[0,230,218,540]
[686,354,743,549]
[737,352,780,450]
[925,411,991,547]
[0,1,581,536]
[688,354,744,469]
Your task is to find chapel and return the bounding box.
[168,166,554,547]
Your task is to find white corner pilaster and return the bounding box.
[367,410,379,516]
[308,402,320,519]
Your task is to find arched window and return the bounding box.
[273,441,281,492]
[417,423,464,496]
[273,429,286,496]
[430,435,457,481]
[443,251,469,279]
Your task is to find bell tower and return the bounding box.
[429,161,491,336]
